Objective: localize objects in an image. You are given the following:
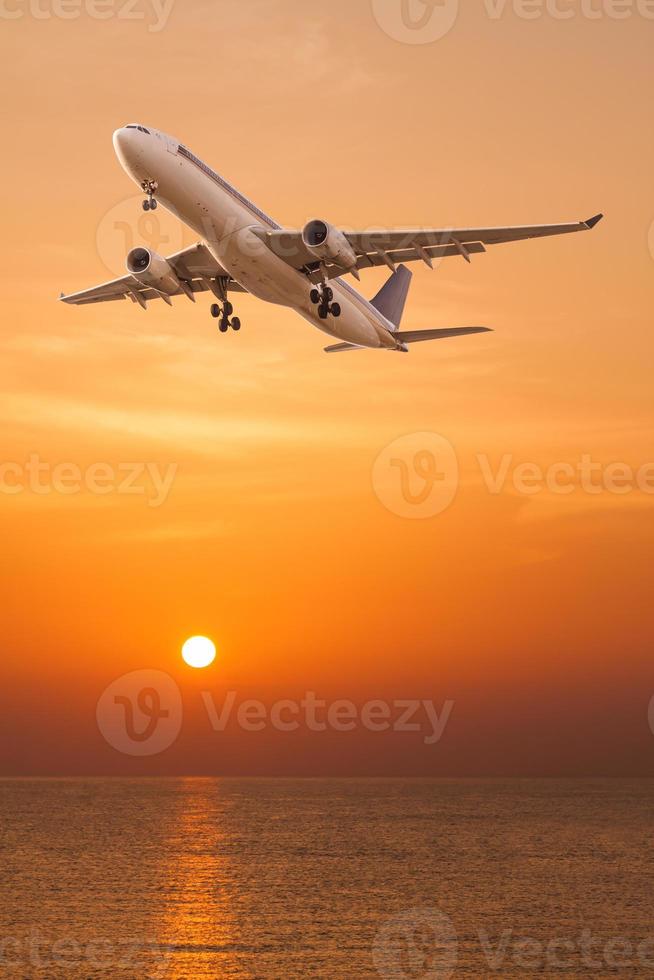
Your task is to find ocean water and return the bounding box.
[0,778,652,978]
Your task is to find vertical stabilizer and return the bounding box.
[370,265,413,328]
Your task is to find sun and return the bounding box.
[181,635,216,669]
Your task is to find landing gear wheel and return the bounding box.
[331,303,341,318]
[141,179,159,214]
[211,304,221,319]
[224,301,234,317]
[219,318,229,333]
[231,317,241,331]
[312,282,337,313]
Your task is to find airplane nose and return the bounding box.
[113,127,142,175]
[113,127,129,155]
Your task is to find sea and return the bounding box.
[1,778,652,978]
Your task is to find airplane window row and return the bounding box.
[177,144,280,230]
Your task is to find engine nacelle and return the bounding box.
[302,219,358,272]
[126,247,181,296]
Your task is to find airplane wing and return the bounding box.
[60,242,246,307]
[256,214,604,283]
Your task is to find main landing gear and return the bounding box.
[310,284,341,320]
[141,179,159,211]
[211,301,241,333]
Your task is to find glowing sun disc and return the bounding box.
[182,636,216,669]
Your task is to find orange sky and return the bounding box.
[1,1,653,775]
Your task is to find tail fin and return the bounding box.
[370,265,412,328]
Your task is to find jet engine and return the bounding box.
[126,247,181,295]
[301,220,358,272]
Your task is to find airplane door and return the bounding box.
[164,134,178,155]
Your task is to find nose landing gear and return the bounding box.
[211,301,241,333]
[310,284,341,319]
[141,179,159,211]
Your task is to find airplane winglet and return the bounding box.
[584,213,604,229]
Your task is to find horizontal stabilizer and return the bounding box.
[324,342,364,353]
[396,326,492,344]
[324,327,491,353]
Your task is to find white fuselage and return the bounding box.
[112,125,398,349]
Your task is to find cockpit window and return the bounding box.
[125,124,150,134]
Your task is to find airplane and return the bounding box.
[60,124,604,354]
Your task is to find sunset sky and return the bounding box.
[1,1,653,775]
